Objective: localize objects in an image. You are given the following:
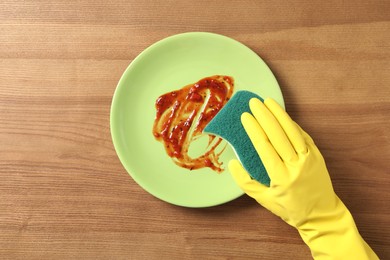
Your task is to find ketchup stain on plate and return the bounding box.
[153,75,234,172]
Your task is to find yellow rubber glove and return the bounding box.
[229,97,378,260]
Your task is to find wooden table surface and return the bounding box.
[1,1,389,259]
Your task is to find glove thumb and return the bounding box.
[228,159,268,204]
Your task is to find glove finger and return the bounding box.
[241,112,285,182]
[228,159,268,204]
[294,122,325,160]
[249,98,298,162]
[263,98,308,154]
[295,122,315,145]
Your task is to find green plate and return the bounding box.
[110,32,283,207]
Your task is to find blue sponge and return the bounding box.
[204,90,270,186]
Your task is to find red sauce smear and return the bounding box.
[153,75,234,172]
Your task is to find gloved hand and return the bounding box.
[228,97,378,260]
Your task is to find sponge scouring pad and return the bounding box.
[204,90,270,186]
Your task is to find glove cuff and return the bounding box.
[297,197,378,260]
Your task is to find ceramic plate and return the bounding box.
[110,32,283,207]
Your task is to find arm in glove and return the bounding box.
[228,97,378,260]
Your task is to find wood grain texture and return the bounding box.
[1,0,389,259]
